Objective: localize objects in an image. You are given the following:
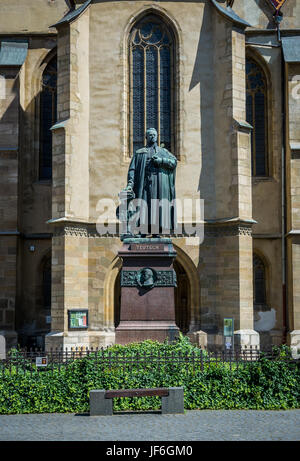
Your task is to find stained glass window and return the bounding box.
[253,254,266,306]
[39,56,57,179]
[246,58,268,176]
[129,15,174,153]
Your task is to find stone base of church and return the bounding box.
[45,330,116,351]
[0,330,18,351]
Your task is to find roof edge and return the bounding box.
[282,36,300,63]
[51,0,91,28]
[0,40,28,66]
[210,0,252,29]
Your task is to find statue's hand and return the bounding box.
[152,155,163,167]
[120,184,134,199]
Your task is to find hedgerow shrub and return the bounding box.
[0,336,299,414]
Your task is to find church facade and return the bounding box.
[0,0,300,354]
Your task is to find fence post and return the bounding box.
[0,335,5,360]
[123,350,126,376]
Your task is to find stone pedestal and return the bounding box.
[187,330,207,349]
[0,330,17,351]
[289,330,300,359]
[234,329,260,350]
[115,238,179,344]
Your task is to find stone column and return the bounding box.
[286,63,300,358]
[46,225,90,350]
[208,10,259,349]
[45,10,91,350]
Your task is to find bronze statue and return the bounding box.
[121,128,177,237]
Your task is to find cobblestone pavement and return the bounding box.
[0,410,300,441]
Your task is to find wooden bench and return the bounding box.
[89,387,184,416]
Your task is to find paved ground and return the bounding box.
[0,410,300,441]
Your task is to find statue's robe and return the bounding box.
[127,145,177,234]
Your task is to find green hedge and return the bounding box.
[0,337,299,414]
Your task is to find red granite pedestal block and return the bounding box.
[115,239,179,344]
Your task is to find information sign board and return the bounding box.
[68,310,88,329]
[36,357,48,367]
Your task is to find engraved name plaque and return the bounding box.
[131,244,164,252]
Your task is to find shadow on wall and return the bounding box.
[0,73,20,346]
[0,74,19,149]
[254,0,277,30]
[189,2,218,335]
[189,1,216,218]
[0,62,53,349]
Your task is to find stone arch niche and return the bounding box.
[104,244,200,337]
[173,259,191,333]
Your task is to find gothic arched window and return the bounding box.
[246,58,268,176]
[129,15,175,154]
[253,254,267,306]
[39,55,57,179]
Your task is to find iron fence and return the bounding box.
[0,345,297,377]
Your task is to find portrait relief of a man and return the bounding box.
[136,268,156,289]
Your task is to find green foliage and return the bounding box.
[0,338,299,414]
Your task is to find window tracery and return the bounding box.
[246,58,268,176]
[39,55,57,180]
[129,15,175,154]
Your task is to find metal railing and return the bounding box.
[0,345,297,377]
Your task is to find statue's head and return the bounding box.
[146,128,158,144]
